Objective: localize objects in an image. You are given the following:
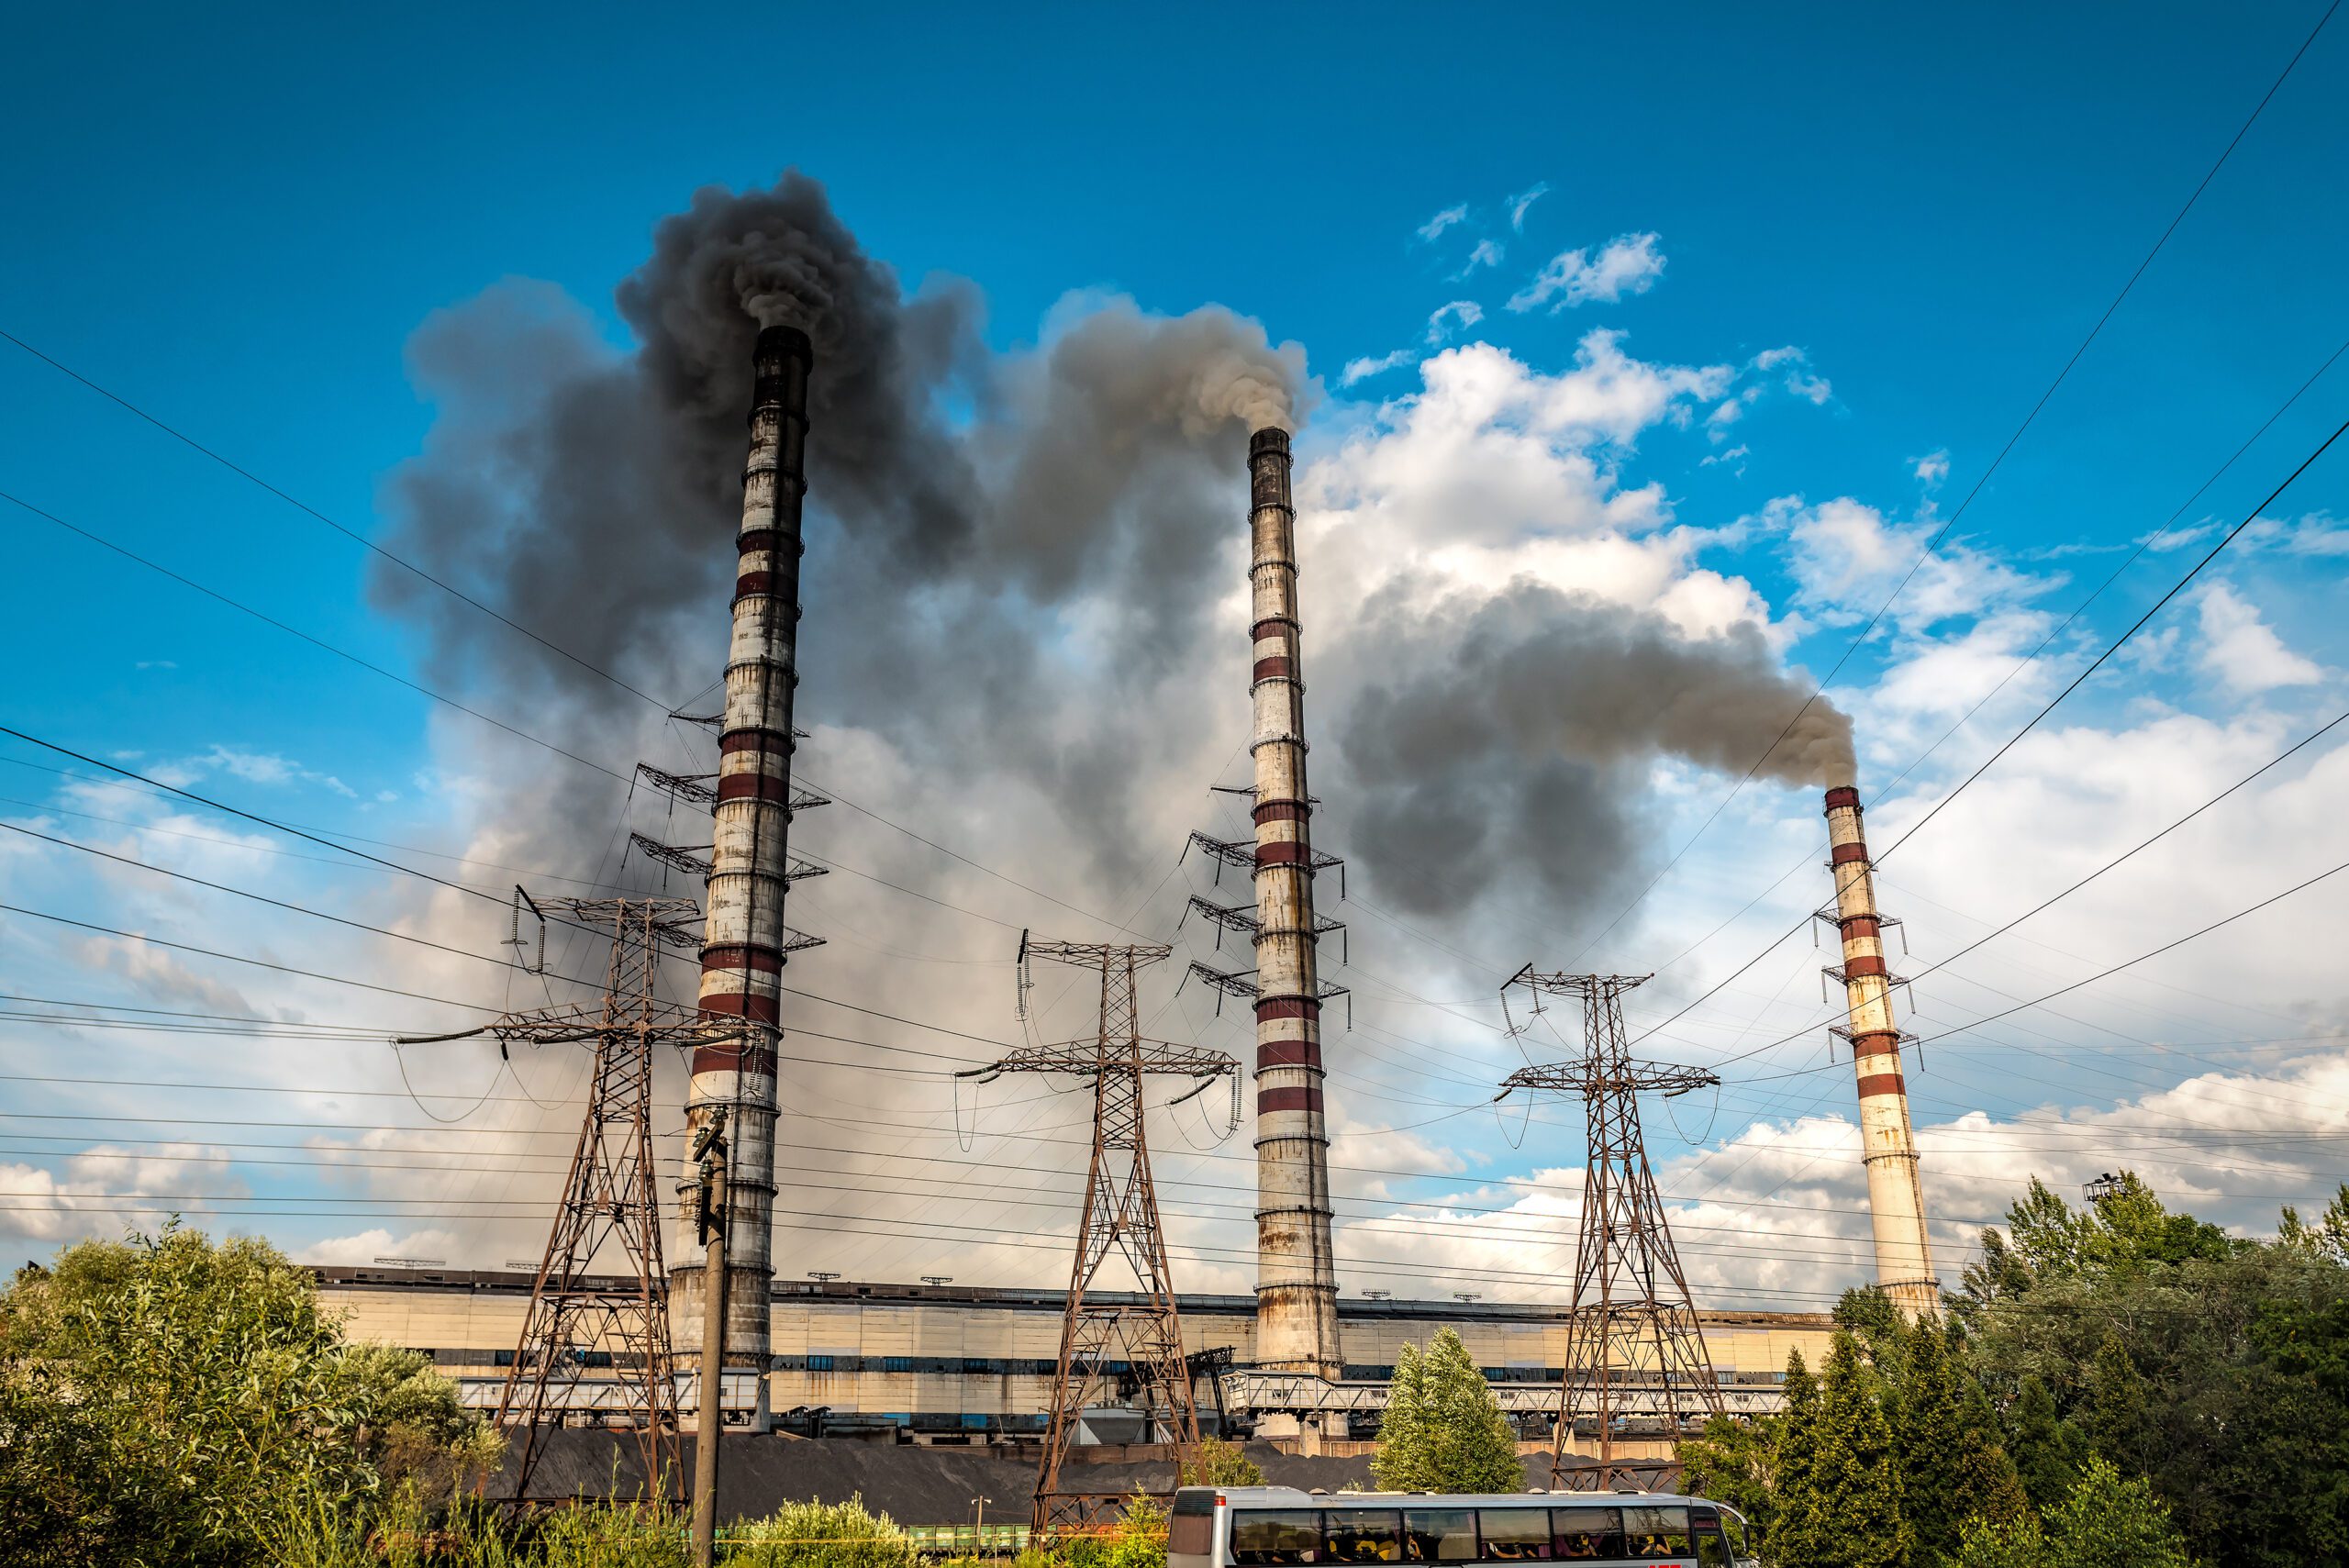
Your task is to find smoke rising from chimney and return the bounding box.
[1329,581,1855,924]
[375,169,1846,970]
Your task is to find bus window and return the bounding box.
[1170,1490,1216,1557]
[1687,1509,1726,1568]
[1475,1507,1553,1561]
[1550,1507,1623,1562]
[1718,1515,1753,1567]
[1232,1510,1321,1565]
[1324,1509,1405,1563]
[1403,1509,1477,1562]
[1620,1507,1691,1561]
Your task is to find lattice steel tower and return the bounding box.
[1501,970,1723,1490]
[962,937,1236,1534]
[430,898,742,1501]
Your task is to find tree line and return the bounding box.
[1682,1173,2349,1567]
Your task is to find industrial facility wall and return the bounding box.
[320,1277,1833,1427]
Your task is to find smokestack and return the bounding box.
[1822,784,1939,1319]
[1246,427,1343,1385]
[674,325,817,1429]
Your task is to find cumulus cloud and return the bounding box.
[1508,232,1666,313]
[2196,581,2322,693]
[1775,495,2052,628]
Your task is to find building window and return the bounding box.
[883,1356,913,1373]
[807,1355,834,1372]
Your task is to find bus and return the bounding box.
[1168,1486,1756,1568]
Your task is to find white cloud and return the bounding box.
[1424,300,1484,345]
[1507,183,1551,232]
[1507,232,1666,313]
[2195,581,2322,693]
[1775,495,2050,628]
[1913,450,1951,488]
[1457,239,1505,277]
[1416,204,1469,242]
[1786,371,1832,405]
[135,660,177,671]
[1340,349,1416,387]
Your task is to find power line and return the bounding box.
[1629,404,2349,1054]
[0,329,670,708]
[1558,0,2343,960]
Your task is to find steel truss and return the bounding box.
[433,899,749,1502]
[1501,970,1724,1490]
[963,939,1237,1535]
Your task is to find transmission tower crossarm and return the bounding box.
[1504,1059,1720,1095]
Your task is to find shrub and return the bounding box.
[729,1495,918,1568]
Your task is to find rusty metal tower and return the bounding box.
[962,936,1236,1535]
[1500,970,1723,1491]
[424,898,743,1501]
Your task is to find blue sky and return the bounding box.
[3,2,2347,1303]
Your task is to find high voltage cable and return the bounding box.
[1559,0,2343,960]
[1646,699,2349,1075]
[1626,406,2349,1055]
[0,329,671,709]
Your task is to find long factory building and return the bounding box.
[320,1267,1832,1439]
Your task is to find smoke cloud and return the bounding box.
[1327,581,1854,924]
[376,172,1307,892]
[374,167,1848,981]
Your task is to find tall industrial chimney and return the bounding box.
[1245,428,1343,1385]
[1822,784,1939,1319]
[675,325,816,1430]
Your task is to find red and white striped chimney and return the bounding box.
[1823,784,1938,1319]
[675,325,814,1429]
[1245,427,1343,1385]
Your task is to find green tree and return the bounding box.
[1811,1332,1909,1568]
[1891,1319,1962,1567]
[2037,1456,2193,1568]
[1177,1437,1265,1487]
[1677,1412,1777,1550]
[2076,1332,2153,1481]
[0,1224,495,1567]
[2001,1376,2086,1513]
[1769,1350,1825,1568]
[1371,1327,1520,1494]
[1833,1289,1912,1388]
[1951,1511,2044,1568]
[2278,1182,2349,1265]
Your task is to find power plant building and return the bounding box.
[320,1268,1830,1438]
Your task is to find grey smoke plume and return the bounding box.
[376,172,1307,891]
[1327,581,1855,925]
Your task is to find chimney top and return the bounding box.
[1250,426,1291,458]
[1823,784,1863,812]
[755,324,815,361]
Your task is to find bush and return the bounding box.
[0,1224,499,1567]
[729,1495,918,1568]
[1176,1438,1264,1488]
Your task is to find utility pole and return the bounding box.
[1499,970,1723,1491]
[402,897,744,1504]
[685,1107,729,1568]
[960,935,1237,1536]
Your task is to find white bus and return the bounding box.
[1169,1486,1756,1568]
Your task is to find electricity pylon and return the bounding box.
[1500,970,1724,1490]
[961,935,1237,1535]
[406,897,743,1503]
